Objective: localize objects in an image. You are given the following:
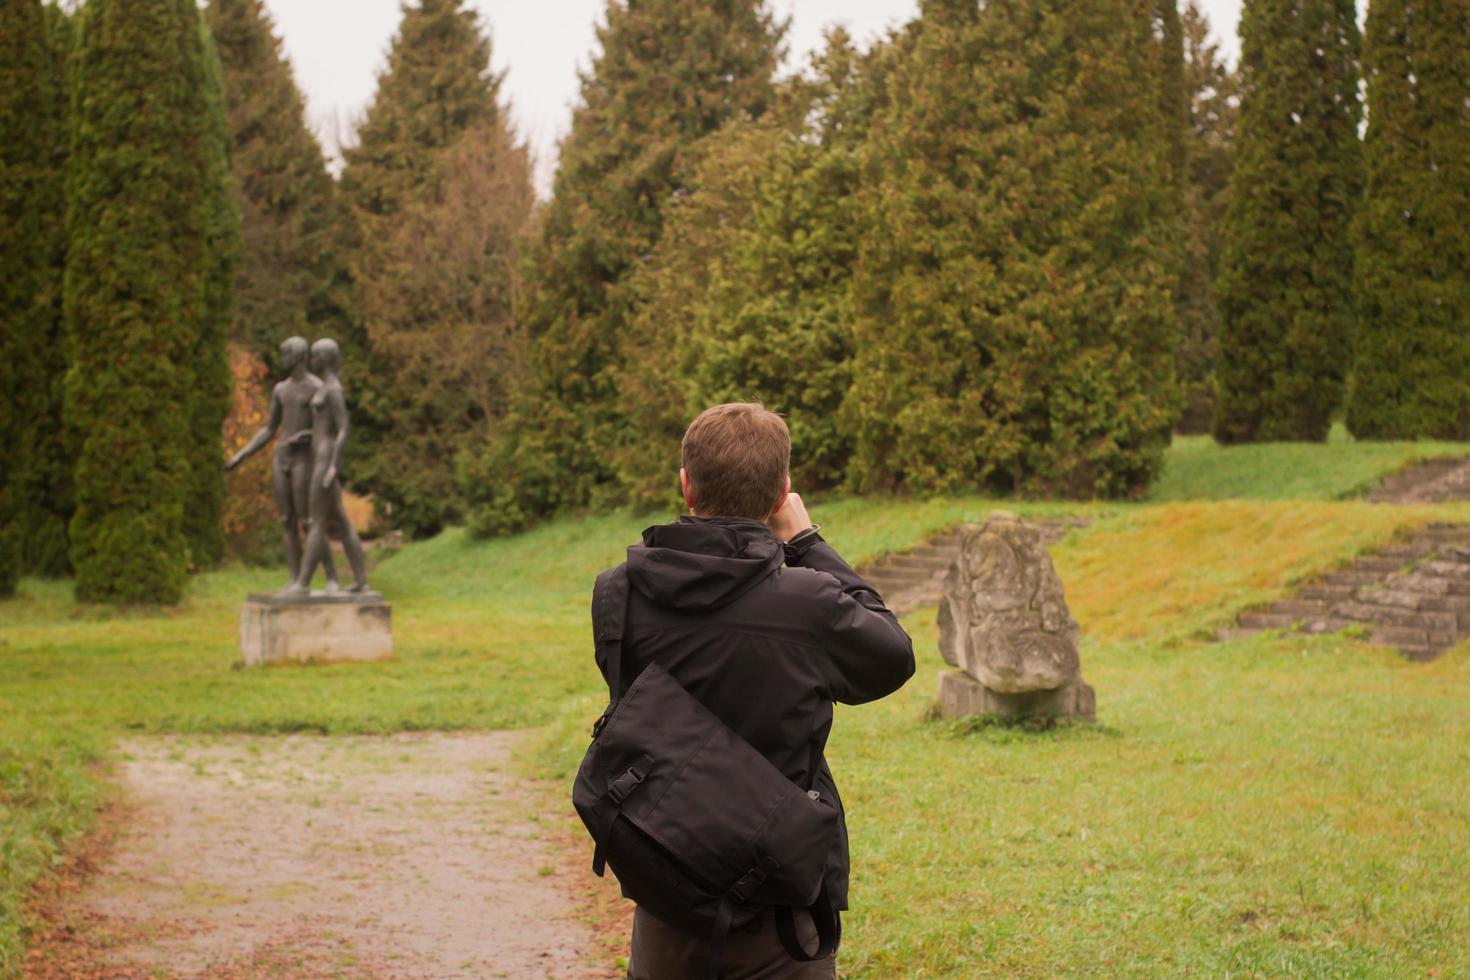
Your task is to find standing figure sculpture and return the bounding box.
[286,338,369,595]
[226,336,340,591]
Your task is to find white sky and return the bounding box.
[261,0,1245,196]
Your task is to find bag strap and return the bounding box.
[593,565,631,715]
[775,890,841,964]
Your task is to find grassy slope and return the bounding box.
[1152,428,1467,502]
[4,439,1470,974]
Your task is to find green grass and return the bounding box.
[1152,426,1468,502]
[5,441,1470,975]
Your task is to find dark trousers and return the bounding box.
[627,906,838,980]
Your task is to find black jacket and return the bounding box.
[594,516,916,909]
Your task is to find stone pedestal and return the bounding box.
[937,670,1095,721]
[239,592,392,667]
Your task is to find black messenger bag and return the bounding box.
[572,565,841,978]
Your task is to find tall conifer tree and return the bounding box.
[64,0,216,603]
[487,0,785,530]
[1213,0,1362,443]
[182,19,241,568]
[20,3,77,576]
[609,30,891,510]
[1175,1,1238,432]
[205,0,350,355]
[1345,0,1470,438]
[340,0,513,535]
[340,0,502,221]
[847,0,1178,498]
[0,0,57,596]
[359,121,536,536]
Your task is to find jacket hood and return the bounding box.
[626,517,784,611]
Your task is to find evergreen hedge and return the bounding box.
[1213,0,1362,443]
[1345,0,1470,438]
[19,4,76,577]
[610,32,889,510]
[846,0,1179,498]
[181,18,240,570]
[63,0,217,603]
[0,0,55,596]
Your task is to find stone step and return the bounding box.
[1414,524,1470,540]
[870,562,941,579]
[1322,570,1381,588]
[1269,598,1333,618]
[1416,595,1470,614]
[1217,627,1264,642]
[1371,625,1456,650]
[1333,602,1459,632]
[1298,584,1357,602]
[1353,557,1410,574]
[907,544,959,561]
[882,554,952,572]
[1357,588,1429,611]
[1399,575,1470,599]
[1378,541,1439,560]
[1239,611,1297,630]
[1415,560,1470,580]
[866,576,937,595]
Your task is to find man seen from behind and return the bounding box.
[599,402,916,978]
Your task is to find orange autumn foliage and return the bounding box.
[221,343,277,562]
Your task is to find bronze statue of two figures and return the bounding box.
[226,337,370,596]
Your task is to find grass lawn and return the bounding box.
[1151,426,1468,502]
[4,437,1470,975]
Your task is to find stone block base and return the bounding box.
[937,670,1095,721]
[239,592,392,667]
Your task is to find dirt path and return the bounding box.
[27,733,610,979]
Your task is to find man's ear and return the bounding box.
[680,467,696,513]
[767,475,793,518]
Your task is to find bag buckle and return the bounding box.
[727,855,781,904]
[606,757,652,805]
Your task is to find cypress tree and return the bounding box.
[1154,0,1203,434]
[64,0,215,603]
[1175,1,1238,432]
[489,0,785,530]
[19,3,77,576]
[1213,0,1362,443]
[0,0,56,596]
[205,0,351,355]
[181,18,241,569]
[1156,0,1190,190]
[847,0,1179,498]
[1345,0,1470,438]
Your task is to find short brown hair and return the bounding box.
[681,403,790,520]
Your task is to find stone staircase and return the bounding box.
[1367,455,1470,503]
[861,518,1091,616]
[1220,522,1470,661]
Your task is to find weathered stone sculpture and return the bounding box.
[936,512,1094,720]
